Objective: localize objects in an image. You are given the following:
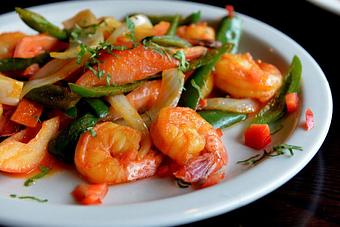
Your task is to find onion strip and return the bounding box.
[20,58,85,98]
[203,97,259,113]
[107,94,151,158]
[143,68,185,126]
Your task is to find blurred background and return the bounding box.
[0,0,339,226]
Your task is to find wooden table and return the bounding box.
[1,0,339,226]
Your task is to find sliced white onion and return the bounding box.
[20,59,84,98]
[62,9,98,30]
[31,59,68,79]
[0,74,23,106]
[203,97,259,113]
[107,94,151,158]
[50,27,104,59]
[144,68,185,126]
[106,14,153,44]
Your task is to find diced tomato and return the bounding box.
[305,108,314,131]
[0,105,21,136]
[153,21,170,36]
[244,124,271,149]
[72,183,108,205]
[14,34,67,58]
[226,5,235,18]
[22,64,40,78]
[10,99,43,128]
[285,92,299,113]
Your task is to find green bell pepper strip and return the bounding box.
[251,55,302,132]
[85,98,109,118]
[166,14,181,36]
[179,44,232,109]
[25,85,80,110]
[198,110,247,129]
[185,48,221,72]
[215,7,242,53]
[0,53,50,72]
[68,81,144,98]
[145,11,200,25]
[148,35,191,48]
[48,114,98,163]
[15,7,68,41]
[180,11,201,25]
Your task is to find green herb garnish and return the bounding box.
[237,144,303,166]
[24,165,50,187]
[173,50,189,71]
[125,16,136,45]
[10,194,48,203]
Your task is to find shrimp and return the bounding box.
[177,22,215,41]
[214,53,282,102]
[150,107,227,185]
[74,122,162,184]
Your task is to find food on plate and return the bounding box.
[0,5,302,205]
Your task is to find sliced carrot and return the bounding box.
[285,92,299,113]
[244,124,271,149]
[22,63,40,78]
[153,21,171,36]
[10,99,43,128]
[305,108,314,131]
[14,34,67,58]
[0,105,21,137]
[72,183,108,205]
[76,45,178,87]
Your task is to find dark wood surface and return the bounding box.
[0,0,339,226]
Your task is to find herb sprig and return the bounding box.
[10,194,48,203]
[173,50,189,71]
[237,144,303,166]
[24,165,50,187]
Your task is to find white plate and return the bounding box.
[0,1,332,226]
[307,0,340,15]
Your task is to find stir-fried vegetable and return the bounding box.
[251,56,302,132]
[85,99,109,118]
[48,114,98,163]
[179,44,232,109]
[0,53,50,72]
[216,5,242,53]
[198,110,247,129]
[20,58,84,98]
[166,15,181,36]
[0,74,24,106]
[15,7,68,41]
[69,81,144,98]
[202,97,259,113]
[25,85,80,110]
[144,68,185,126]
[107,94,151,158]
[145,11,201,25]
[146,35,191,48]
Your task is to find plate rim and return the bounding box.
[0,1,333,226]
